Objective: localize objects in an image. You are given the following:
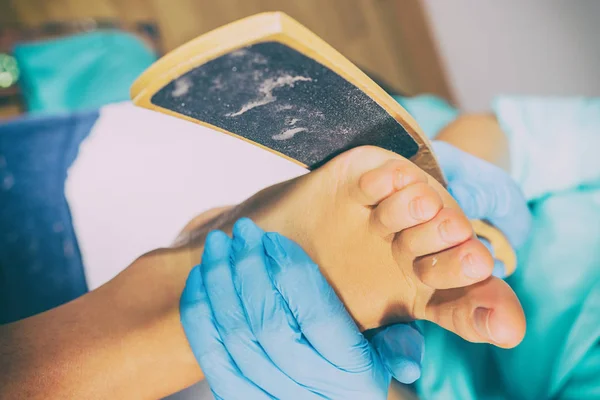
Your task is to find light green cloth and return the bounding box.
[397,95,600,399]
[13,31,156,114]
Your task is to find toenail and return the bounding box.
[473,307,493,341]
[438,219,466,243]
[409,197,424,220]
[486,316,517,345]
[474,308,514,345]
[461,253,488,279]
[394,171,406,190]
[409,197,436,221]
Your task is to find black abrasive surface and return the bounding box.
[151,41,418,169]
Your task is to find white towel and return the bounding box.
[65,101,306,291]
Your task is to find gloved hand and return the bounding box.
[432,141,532,277]
[180,218,423,400]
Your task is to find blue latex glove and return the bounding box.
[180,218,423,400]
[432,141,532,277]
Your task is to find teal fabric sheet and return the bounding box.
[393,94,459,140]
[13,31,156,114]
[397,95,600,399]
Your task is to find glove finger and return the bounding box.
[370,322,424,384]
[231,219,343,395]
[431,141,466,182]
[263,232,374,372]
[479,238,507,278]
[436,145,531,250]
[180,265,270,400]
[434,141,532,248]
[450,180,531,245]
[446,180,491,221]
[201,230,307,399]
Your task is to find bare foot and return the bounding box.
[180,146,525,348]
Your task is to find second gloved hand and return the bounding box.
[180,218,423,400]
[432,141,532,277]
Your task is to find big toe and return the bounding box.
[423,277,526,348]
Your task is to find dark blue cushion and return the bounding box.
[0,110,98,323]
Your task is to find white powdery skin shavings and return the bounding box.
[272,127,307,141]
[226,75,312,117]
[171,77,193,97]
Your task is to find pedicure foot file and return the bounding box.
[131,12,516,275]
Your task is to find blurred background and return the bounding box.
[2,0,599,120]
[1,3,599,399]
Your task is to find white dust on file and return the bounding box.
[226,74,312,117]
